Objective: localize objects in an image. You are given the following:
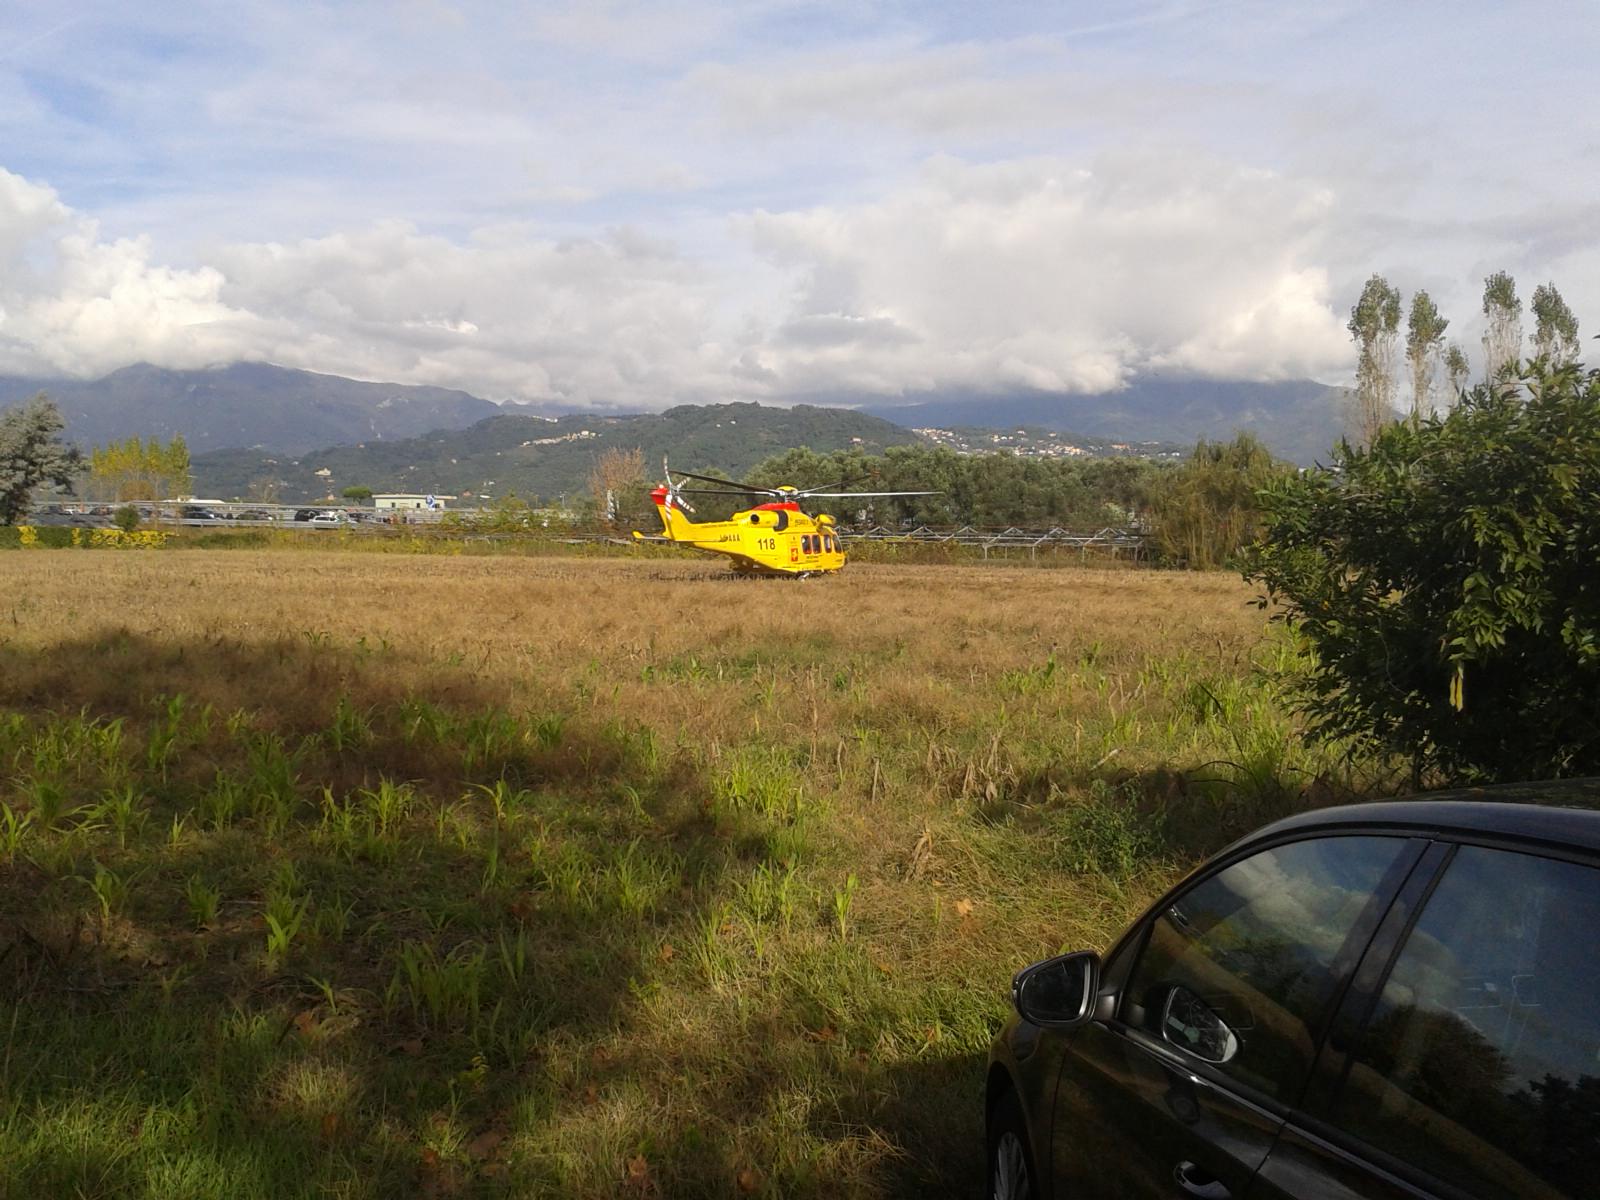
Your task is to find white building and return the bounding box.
[373,493,447,511]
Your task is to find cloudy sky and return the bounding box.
[2,0,1597,409]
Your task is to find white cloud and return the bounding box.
[0,168,250,377]
[736,153,1353,396]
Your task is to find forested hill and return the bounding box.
[861,378,1346,465]
[190,402,920,502]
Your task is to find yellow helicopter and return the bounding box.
[632,464,937,576]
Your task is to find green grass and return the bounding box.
[0,556,1391,1198]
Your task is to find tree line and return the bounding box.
[1347,269,1579,444]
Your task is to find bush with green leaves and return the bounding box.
[1247,362,1600,783]
[1,393,81,525]
[1150,433,1292,570]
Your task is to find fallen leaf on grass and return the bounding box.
[806,1025,837,1043]
[736,1166,763,1193]
[953,898,975,919]
[420,1159,463,1199]
[658,942,675,962]
[465,1129,505,1160]
[320,1112,342,1140]
[624,1154,652,1190]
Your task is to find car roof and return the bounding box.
[1243,778,1600,856]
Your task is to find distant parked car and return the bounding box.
[291,508,321,522]
[307,511,348,527]
[180,505,219,520]
[987,785,1600,1200]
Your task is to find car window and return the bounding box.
[1331,846,1600,1199]
[1123,835,1408,1102]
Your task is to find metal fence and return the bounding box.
[840,524,1147,560]
[28,502,1149,558]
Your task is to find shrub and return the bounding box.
[1247,362,1600,783]
[113,505,141,532]
[1150,433,1291,569]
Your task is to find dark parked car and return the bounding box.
[987,784,1600,1200]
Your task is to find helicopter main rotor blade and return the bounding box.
[793,490,943,498]
[669,468,774,493]
[673,487,766,496]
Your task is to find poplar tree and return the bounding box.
[1347,274,1402,445]
[1405,291,1449,419]
[1480,270,1522,383]
[1531,282,1580,365]
[1444,343,1471,400]
[89,435,193,501]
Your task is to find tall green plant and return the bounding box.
[1247,362,1600,783]
[1149,433,1290,570]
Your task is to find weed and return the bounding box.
[712,746,807,823]
[832,872,860,940]
[1052,782,1167,878]
[83,862,134,923]
[264,897,309,966]
[495,928,531,986]
[327,693,373,752]
[313,893,356,942]
[603,838,675,918]
[145,693,190,779]
[473,778,534,823]
[0,801,33,861]
[394,940,488,1029]
[244,733,301,832]
[741,860,802,930]
[17,775,71,827]
[185,874,221,929]
[1003,652,1060,695]
[359,777,415,836]
[460,709,519,774]
[95,782,147,849]
[263,861,311,965]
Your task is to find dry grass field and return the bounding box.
[0,551,1382,1198]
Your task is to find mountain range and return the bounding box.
[3,362,1351,502]
[0,362,499,454]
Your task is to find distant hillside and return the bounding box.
[860,378,1347,464]
[191,402,921,502]
[0,363,500,454]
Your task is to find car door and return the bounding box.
[1049,833,1423,1200]
[1250,839,1600,1200]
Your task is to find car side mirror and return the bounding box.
[1012,951,1101,1028]
[1160,985,1238,1064]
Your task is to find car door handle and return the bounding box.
[1174,1161,1231,1200]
